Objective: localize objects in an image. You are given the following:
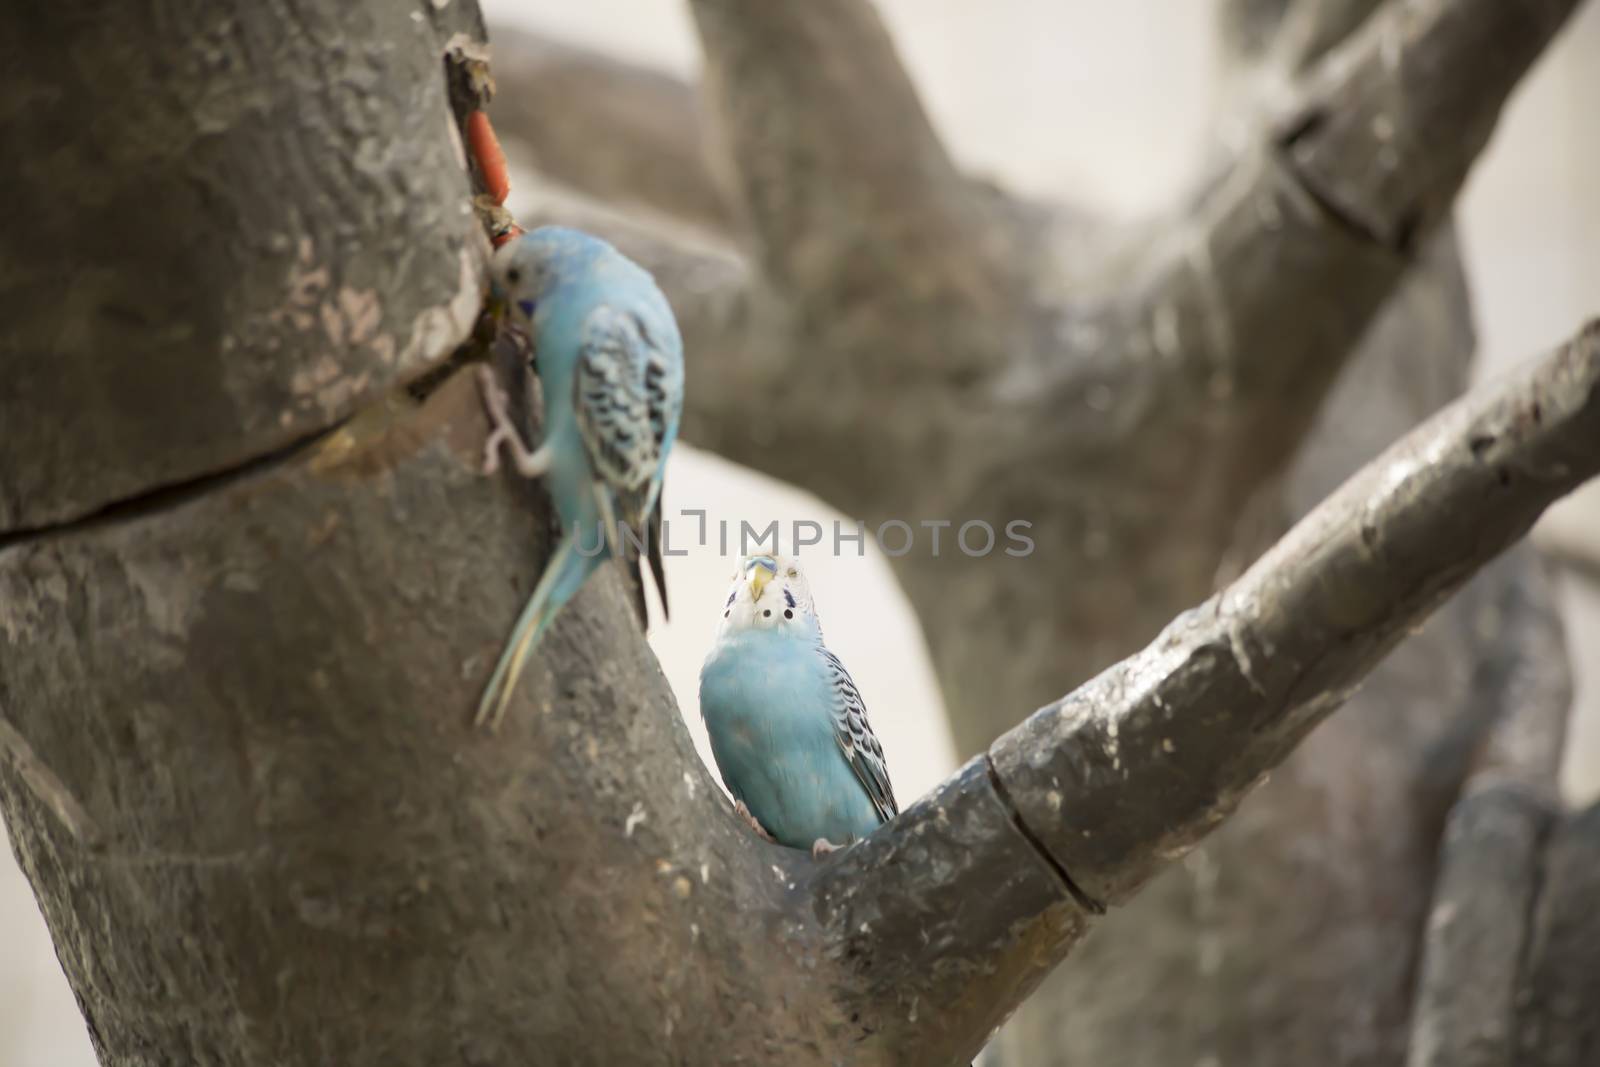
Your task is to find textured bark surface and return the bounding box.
[3,1,1599,1066]
[1518,801,1600,1066]
[0,1,485,533]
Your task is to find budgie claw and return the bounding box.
[476,364,551,478]
[810,838,843,860]
[734,799,775,843]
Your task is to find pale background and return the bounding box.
[5,2,1597,1061]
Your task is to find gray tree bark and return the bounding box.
[1,2,1597,1067]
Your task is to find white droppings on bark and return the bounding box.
[0,718,102,845]
[1227,621,1266,698]
[624,803,647,837]
[404,246,484,369]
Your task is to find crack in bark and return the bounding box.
[984,752,1106,916]
[0,421,344,551]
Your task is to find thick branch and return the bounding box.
[1517,801,1600,1063]
[1404,554,1570,1067]
[992,322,1600,905]
[487,28,731,234]
[1074,0,1581,496]
[687,0,1017,380]
[1285,0,1578,251]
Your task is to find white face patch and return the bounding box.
[717,554,816,638]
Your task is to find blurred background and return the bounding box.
[5,1,1597,1061]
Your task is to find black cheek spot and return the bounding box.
[783,588,796,609]
[763,609,772,618]
[784,609,794,619]
[723,610,730,618]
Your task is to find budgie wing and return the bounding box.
[574,304,676,621]
[819,648,899,823]
[574,304,666,496]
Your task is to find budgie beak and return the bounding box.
[484,287,508,325]
[748,568,771,601]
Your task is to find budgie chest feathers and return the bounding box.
[701,629,885,849]
[699,556,898,853]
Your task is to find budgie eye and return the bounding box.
[506,267,521,285]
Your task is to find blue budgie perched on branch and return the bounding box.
[700,555,899,857]
[475,226,684,730]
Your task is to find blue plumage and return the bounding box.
[699,556,898,856]
[476,227,684,729]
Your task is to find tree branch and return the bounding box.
[1073,0,1582,498]
[487,27,732,234]
[1284,0,1578,252]
[991,321,1600,906]
[687,0,1018,381]
[1516,800,1600,1062]
[1404,554,1569,1067]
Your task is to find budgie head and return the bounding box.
[490,225,612,328]
[717,554,821,638]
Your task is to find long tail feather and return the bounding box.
[475,536,586,730]
[646,499,669,621]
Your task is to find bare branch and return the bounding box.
[1081,0,1581,494]
[687,0,1017,378]
[1285,0,1579,251]
[992,321,1600,906]
[809,759,1089,1063]
[1405,553,1570,1067]
[488,27,732,233]
[1405,784,1556,1067]
[1517,801,1600,1062]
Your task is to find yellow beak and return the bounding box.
[748,568,770,601]
[485,291,508,325]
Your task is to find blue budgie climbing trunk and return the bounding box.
[474,227,685,729]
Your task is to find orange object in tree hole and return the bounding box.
[467,110,511,205]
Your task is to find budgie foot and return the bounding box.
[476,365,551,477]
[810,838,843,859]
[733,799,775,843]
